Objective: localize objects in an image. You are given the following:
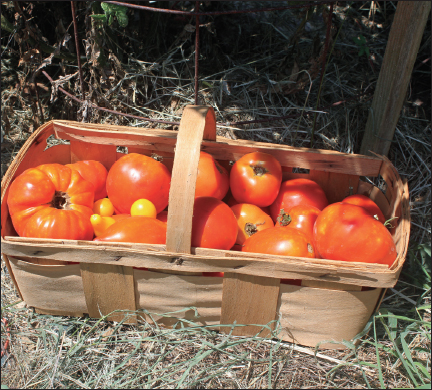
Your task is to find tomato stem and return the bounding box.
[277,209,291,226]
[52,191,71,209]
[250,164,268,176]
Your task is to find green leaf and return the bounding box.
[358,47,364,57]
[365,46,370,58]
[116,12,128,27]
[90,14,107,21]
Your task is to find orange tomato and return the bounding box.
[195,151,230,200]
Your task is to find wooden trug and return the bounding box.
[1,106,410,348]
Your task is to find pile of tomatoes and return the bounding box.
[7,150,397,267]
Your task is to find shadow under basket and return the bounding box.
[1,106,410,349]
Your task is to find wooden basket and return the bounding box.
[1,106,410,349]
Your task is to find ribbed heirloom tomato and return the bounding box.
[269,178,328,223]
[66,160,108,201]
[313,203,397,266]
[7,163,94,240]
[230,152,282,207]
[195,151,229,199]
[106,153,171,214]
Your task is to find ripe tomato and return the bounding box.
[195,151,229,200]
[192,197,238,250]
[94,216,167,244]
[7,164,94,240]
[106,153,171,214]
[313,203,397,266]
[224,192,271,215]
[242,227,315,258]
[156,210,168,223]
[93,198,115,217]
[66,160,108,201]
[230,203,274,245]
[269,178,328,223]
[111,213,130,222]
[131,199,157,218]
[230,152,282,207]
[342,194,386,224]
[276,204,320,243]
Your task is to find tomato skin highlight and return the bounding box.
[192,197,238,250]
[242,227,315,258]
[230,152,282,207]
[94,216,167,244]
[341,194,386,224]
[230,203,274,245]
[313,203,397,267]
[269,178,328,222]
[7,164,94,240]
[106,153,171,214]
[195,151,229,200]
[66,160,108,201]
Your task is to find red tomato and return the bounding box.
[7,164,94,240]
[276,204,320,243]
[269,178,328,222]
[94,216,166,244]
[195,151,229,200]
[192,197,238,250]
[230,203,274,245]
[230,152,282,207]
[156,210,168,223]
[242,227,315,258]
[313,203,397,266]
[106,153,171,214]
[66,160,108,201]
[342,194,386,224]
[202,272,224,277]
[111,213,130,222]
[224,192,270,215]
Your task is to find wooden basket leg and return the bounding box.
[80,263,137,324]
[220,273,280,337]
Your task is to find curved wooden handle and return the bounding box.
[166,105,216,254]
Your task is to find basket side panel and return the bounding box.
[70,140,117,170]
[134,269,223,326]
[7,256,87,316]
[220,273,280,337]
[80,263,137,323]
[278,285,383,349]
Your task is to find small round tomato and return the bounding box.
[192,197,238,250]
[7,164,94,240]
[342,194,386,224]
[242,227,315,258]
[66,160,108,201]
[276,204,320,242]
[195,151,229,200]
[313,203,397,266]
[93,198,115,217]
[90,214,116,237]
[230,203,274,245]
[94,216,167,244]
[131,199,157,218]
[269,178,328,223]
[230,152,282,207]
[106,153,171,214]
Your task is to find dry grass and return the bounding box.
[1,1,431,388]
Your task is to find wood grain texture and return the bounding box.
[80,263,137,323]
[166,106,216,254]
[360,1,431,156]
[220,273,280,337]
[301,280,362,291]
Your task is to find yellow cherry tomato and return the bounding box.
[130,199,157,218]
[93,198,115,217]
[90,214,116,237]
